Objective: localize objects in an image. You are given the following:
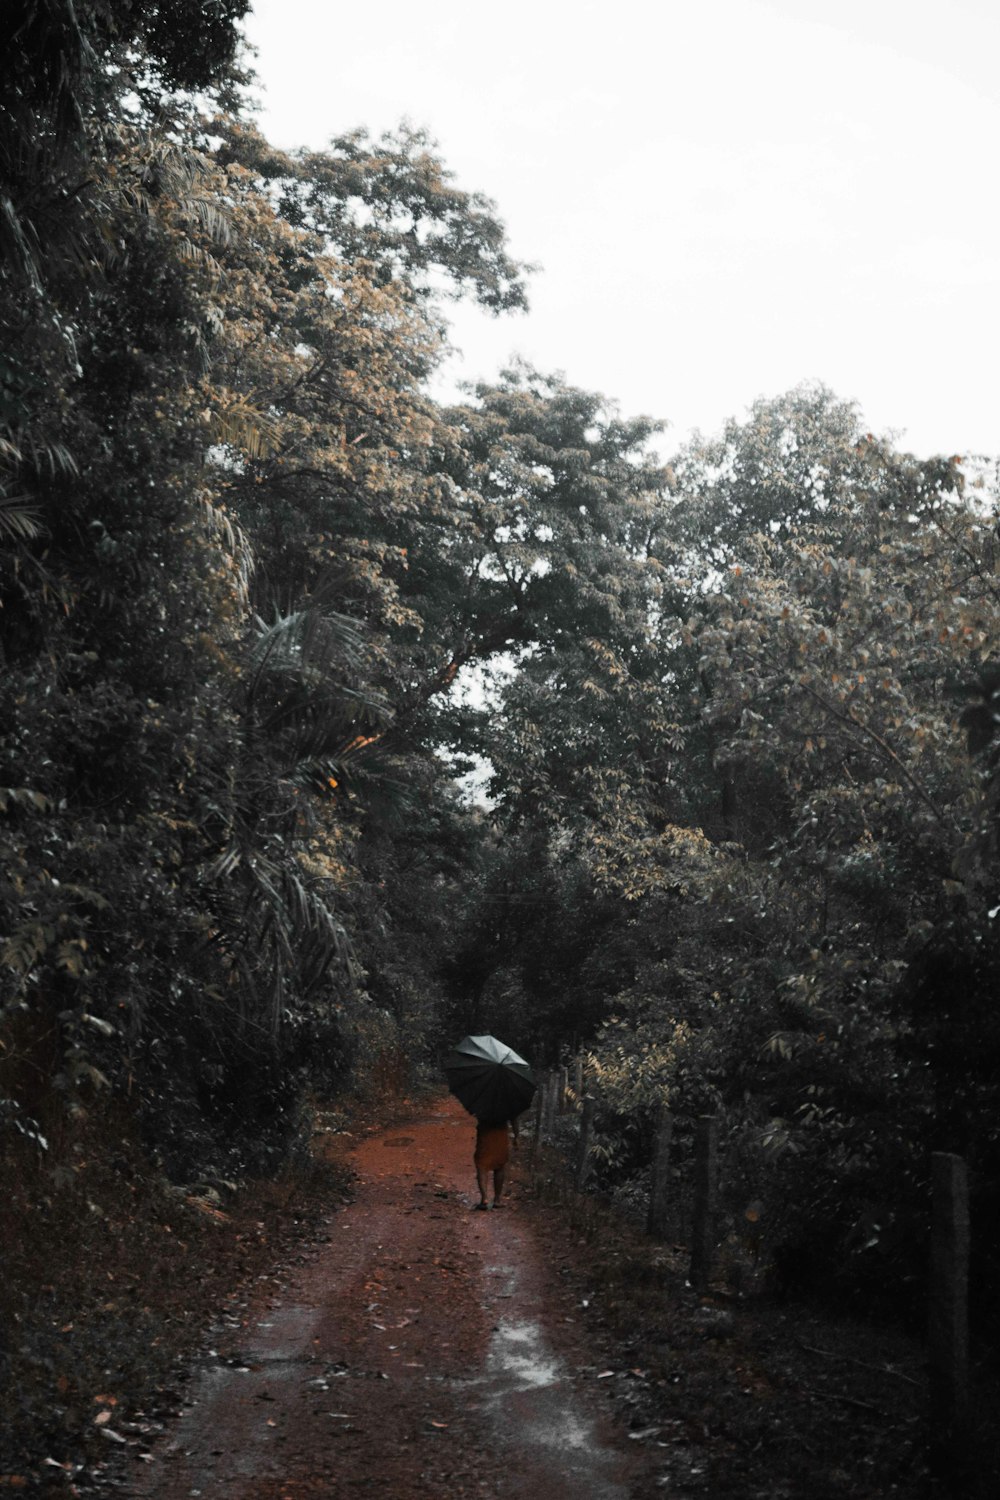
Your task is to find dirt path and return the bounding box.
[133,1096,651,1499]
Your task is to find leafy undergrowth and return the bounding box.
[525,1147,998,1500]
[0,1099,363,1492]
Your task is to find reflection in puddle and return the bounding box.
[483,1317,624,1483]
[488,1318,561,1389]
[470,1236,628,1494]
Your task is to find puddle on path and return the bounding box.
[489,1318,562,1389]
[136,1105,636,1499]
[469,1248,630,1500]
[478,1311,629,1497]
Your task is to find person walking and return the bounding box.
[473,1115,518,1209]
[443,1033,535,1209]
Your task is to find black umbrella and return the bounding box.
[443,1034,536,1122]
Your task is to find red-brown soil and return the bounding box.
[129,1095,654,1499]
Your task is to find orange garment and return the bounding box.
[474,1123,510,1171]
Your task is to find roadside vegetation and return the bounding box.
[2,2,999,1486]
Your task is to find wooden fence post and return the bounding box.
[531,1076,545,1147]
[647,1103,673,1240]
[573,1055,584,1104]
[548,1072,561,1131]
[929,1151,969,1458]
[690,1115,718,1292]
[576,1096,596,1189]
[539,1071,557,1143]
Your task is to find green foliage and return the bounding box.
[214,118,531,312]
[0,2,523,1173]
[429,379,1000,1317]
[4,0,1000,1354]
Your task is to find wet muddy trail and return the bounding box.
[133,1096,651,1499]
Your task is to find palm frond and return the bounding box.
[249,606,364,683]
[246,605,391,768]
[198,493,253,606]
[176,237,223,278]
[1,429,78,479]
[175,192,232,248]
[205,846,355,1034]
[0,492,44,541]
[208,394,282,461]
[0,192,43,292]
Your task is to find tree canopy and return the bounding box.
[3,2,999,1340]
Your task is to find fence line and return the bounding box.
[646,1103,673,1239]
[689,1115,718,1292]
[929,1151,969,1459]
[576,1096,595,1189]
[530,1054,971,1477]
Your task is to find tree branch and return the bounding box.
[801,683,945,822]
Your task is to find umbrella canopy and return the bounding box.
[443,1034,536,1122]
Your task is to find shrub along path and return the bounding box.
[130,1095,652,1499]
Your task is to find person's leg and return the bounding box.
[492,1165,506,1205]
[476,1166,490,1207]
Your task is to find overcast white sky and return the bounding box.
[243,0,998,460]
